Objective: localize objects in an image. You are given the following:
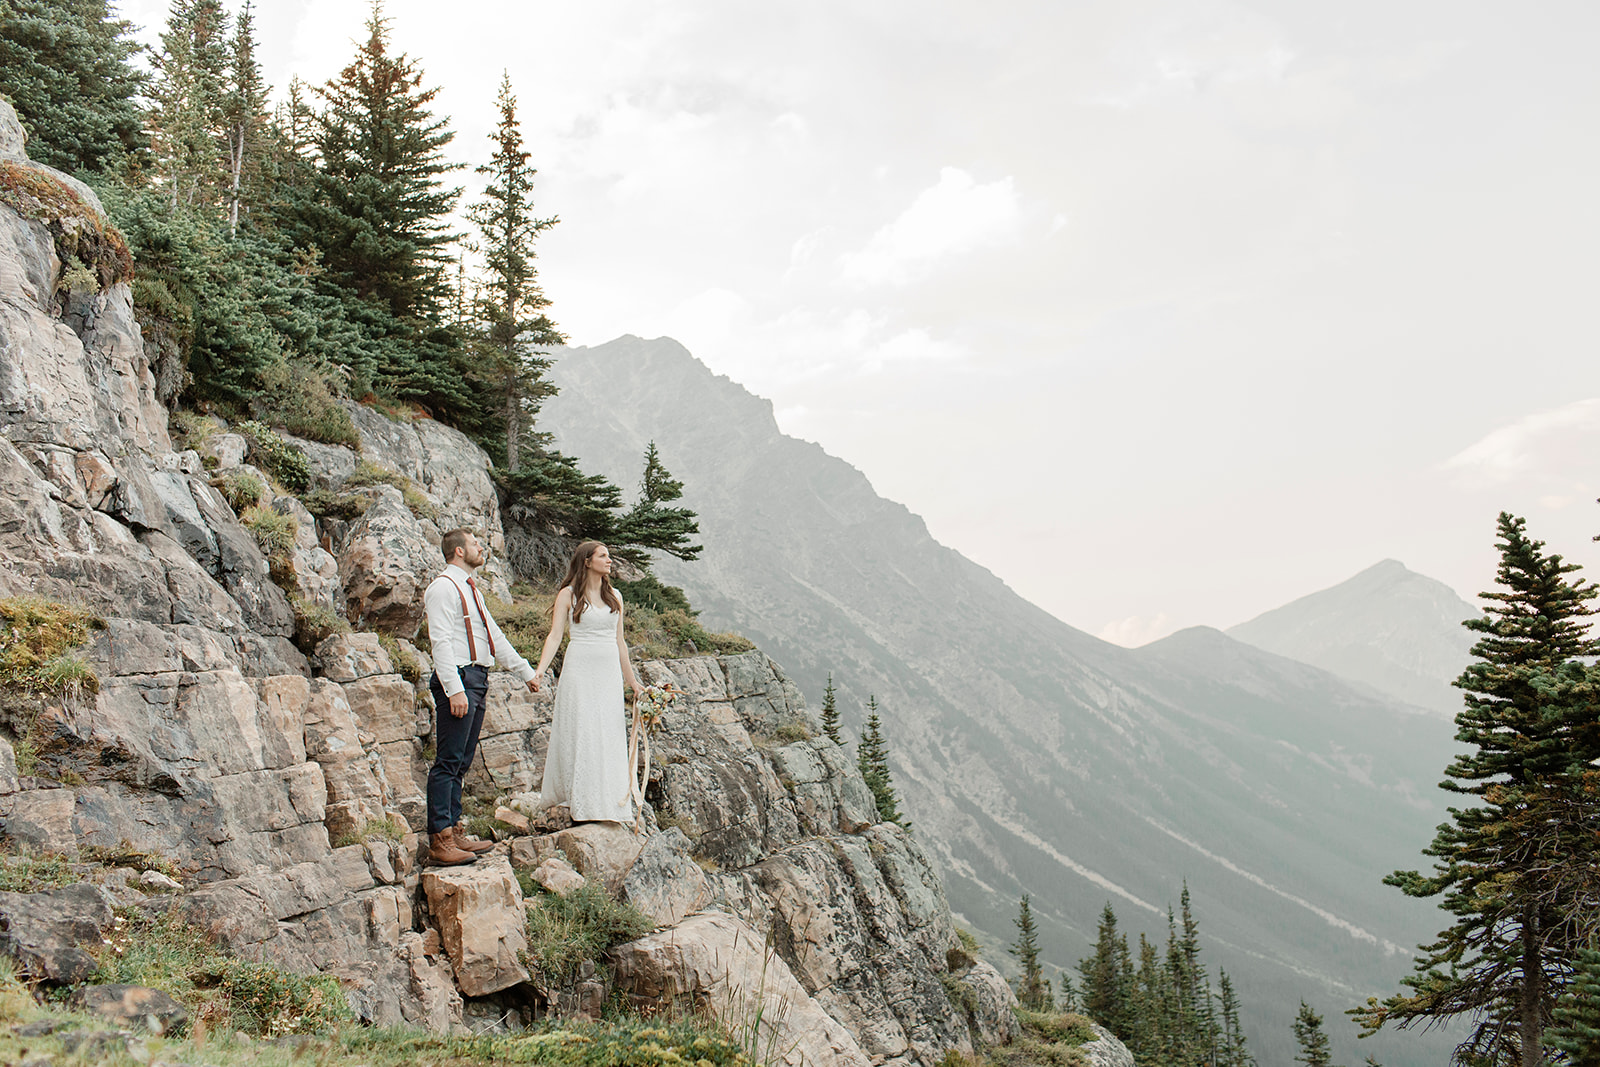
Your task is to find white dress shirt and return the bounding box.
[423,564,535,697]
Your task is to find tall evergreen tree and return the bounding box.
[1079,902,1134,1040]
[1010,894,1053,1012]
[856,698,903,825]
[221,0,268,234]
[150,0,231,209]
[464,72,562,469]
[1355,513,1600,1067]
[283,1,464,412]
[616,441,702,564]
[1293,1002,1337,1067]
[820,673,842,744]
[1132,933,1168,1063]
[1218,970,1255,1067]
[0,0,147,175]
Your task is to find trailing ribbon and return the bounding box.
[627,696,651,833]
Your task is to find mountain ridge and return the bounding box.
[543,334,1458,1067]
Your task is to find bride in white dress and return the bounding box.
[531,541,641,824]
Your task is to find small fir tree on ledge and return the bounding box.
[820,673,841,744]
[856,696,903,825]
[1011,894,1054,1011]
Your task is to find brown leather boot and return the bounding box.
[451,825,495,854]
[429,831,477,866]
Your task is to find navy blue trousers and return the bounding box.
[426,665,488,834]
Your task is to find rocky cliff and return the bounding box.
[0,100,1102,1066]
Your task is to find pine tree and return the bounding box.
[0,0,147,175]
[150,0,231,209]
[856,698,903,825]
[821,673,842,744]
[1079,902,1134,1040]
[1131,933,1167,1064]
[1010,894,1053,1012]
[615,441,703,563]
[464,72,563,470]
[284,1,464,413]
[1218,970,1255,1067]
[1176,884,1219,1064]
[1293,1002,1336,1067]
[1551,948,1600,1063]
[221,0,269,235]
[1355,513,1600,1067]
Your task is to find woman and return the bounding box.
[531,541,641,824]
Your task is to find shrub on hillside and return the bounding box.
[236,420,311,492]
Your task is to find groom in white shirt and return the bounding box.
[422,528,538,866]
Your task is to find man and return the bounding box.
[422,528,537,865]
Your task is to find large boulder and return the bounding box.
[346,405,512,597]
[1081,1022,1136,1067]
[0,882,116,983]
[953,961,1020,1046]
[610,912,872,1067]
[337,487,438,637]
[69,984,188,1035]
[273,493,342,615]
[421,856,529,996]
[620,828,710,927]
[555,822,642,896]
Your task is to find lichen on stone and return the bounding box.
[0,160,133,291]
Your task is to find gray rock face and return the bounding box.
[953,961,1019,1046]
[70,984,189,1035]
[1080,1022,1136,1067]
[0,882,116,983]
[620,828,710,927]
[610,912,873,1067]
[338,488,439,636]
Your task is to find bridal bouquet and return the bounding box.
[629,682,684,832]
[635,682,683,727]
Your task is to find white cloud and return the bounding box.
[1443,398,1600,485]
[1096,613,1172,648]
[839,168,1022,287]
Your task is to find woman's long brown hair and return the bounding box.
[558,541,622,624]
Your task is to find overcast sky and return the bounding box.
[119,0,1600,644]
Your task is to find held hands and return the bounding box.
[528,669,544,693]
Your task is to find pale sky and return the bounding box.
[119,0,1600,644]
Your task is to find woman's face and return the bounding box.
[588,544,612,576]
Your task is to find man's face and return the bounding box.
[459,533,486,568]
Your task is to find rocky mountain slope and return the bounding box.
[544,334,1461,1067]
[0,100,1106,1066]
[1226,558,1479,716]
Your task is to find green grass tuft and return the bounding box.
[290,597,349,654]
[213,469,267,512]
[0,596,104,699]
[241,505,297,558]
[523,881,653,990]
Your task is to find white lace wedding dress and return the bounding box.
[537,599,633,823]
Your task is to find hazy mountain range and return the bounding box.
[1227,559,1480,716]
[544,335,1462,1066]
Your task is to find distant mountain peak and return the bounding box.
[1227,560,1479,716]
